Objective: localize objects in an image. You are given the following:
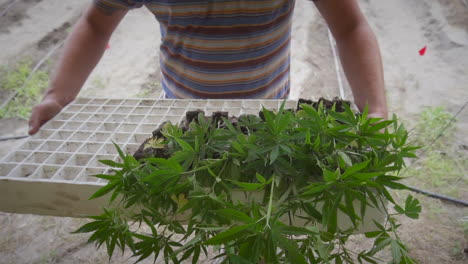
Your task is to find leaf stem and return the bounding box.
[265,176,275,230]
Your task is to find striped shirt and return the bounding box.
[95,0,295,99]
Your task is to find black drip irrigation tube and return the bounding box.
[0,135,29,141]
[406,185,468,207]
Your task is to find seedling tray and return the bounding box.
[0,98,297,217]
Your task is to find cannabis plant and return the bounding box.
[75,101,421,263]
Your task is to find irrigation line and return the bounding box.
[0,41,64,110]
[0,135,28,142]
[406,185,468,207]
[0,0,18,18]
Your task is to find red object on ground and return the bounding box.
[106,43,110,50]
[419,46,427,56]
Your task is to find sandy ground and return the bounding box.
[0,0,467,263]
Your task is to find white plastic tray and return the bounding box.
[0,98,297,217]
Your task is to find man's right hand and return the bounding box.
[28,96,63,135]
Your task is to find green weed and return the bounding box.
[0,60,49,119]
[413,106,456,148]
[406,106,467,199]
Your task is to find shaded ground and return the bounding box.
[0,0,467,263]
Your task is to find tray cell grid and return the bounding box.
[122,99,139,106]
[0,98,298,183]
[45,152,72,165]
[0,163,17,177]
[4,151,31,163]
[9,164,38,178]
[81,105,100,113]
[25,152,51,164]
[31,165,61,179]
[88,155,115,168]
[78,142,102,154]
[58,141,83,153]
[142,115,163,124]
[135,124,158,134]
[75,167,105,183]
[88,113,109,122]
[33,129,55,140]
[18,140,42,151]
[42,120,66,130]
[67,153,94,167]
[97,122,120,132]
[69,131,93,141]
[63,121,83,130]
[115,106,134,114]
[105,99,124,106]
[72,113,90,122]
[99,143,120,155]
[65,104,84,112]
[116,124,137,133]
[132,107,151,115]
[107,114,128,123]
[52,166,83,181]
[138,100,156,107]
[50,131,74,141]
[79,121,100,132]
[38,141,63,152]
[89,98,108,105]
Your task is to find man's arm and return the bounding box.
[28,3,127,135]
[314,0,388,119]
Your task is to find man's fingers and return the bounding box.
[28,102,61,135]
[28,105,44,135]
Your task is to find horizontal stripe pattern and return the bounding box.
[96,0,295,99]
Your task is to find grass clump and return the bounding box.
[407,106,467,199]
[0,60,49,119]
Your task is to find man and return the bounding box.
[28,0,388,135]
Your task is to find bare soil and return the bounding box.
[0,0,467,263]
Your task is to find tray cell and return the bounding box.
[45,153,72,165]
[53,167,83,181]
[25,152,51,164]
[4,151,31,163]
[58,141,83,153]
[0,163,17,177]
[67,154,93,166]
[50,131,73,141]
[62,121,83,130]
[97,123,119,132]
[107,114,127,123]
[9,164,38,178]
[75,168,105,182]
[31,165,60,179]
[122,99,139,106]
[42,120,65,130]
[138,100,155,107]
[77,143,102,154]
[69,131,92,141]
[112,133,131,144]
[38,141,63,151]
[116,124,136,133]
[18,141,41,151]
[81,105,100,113]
